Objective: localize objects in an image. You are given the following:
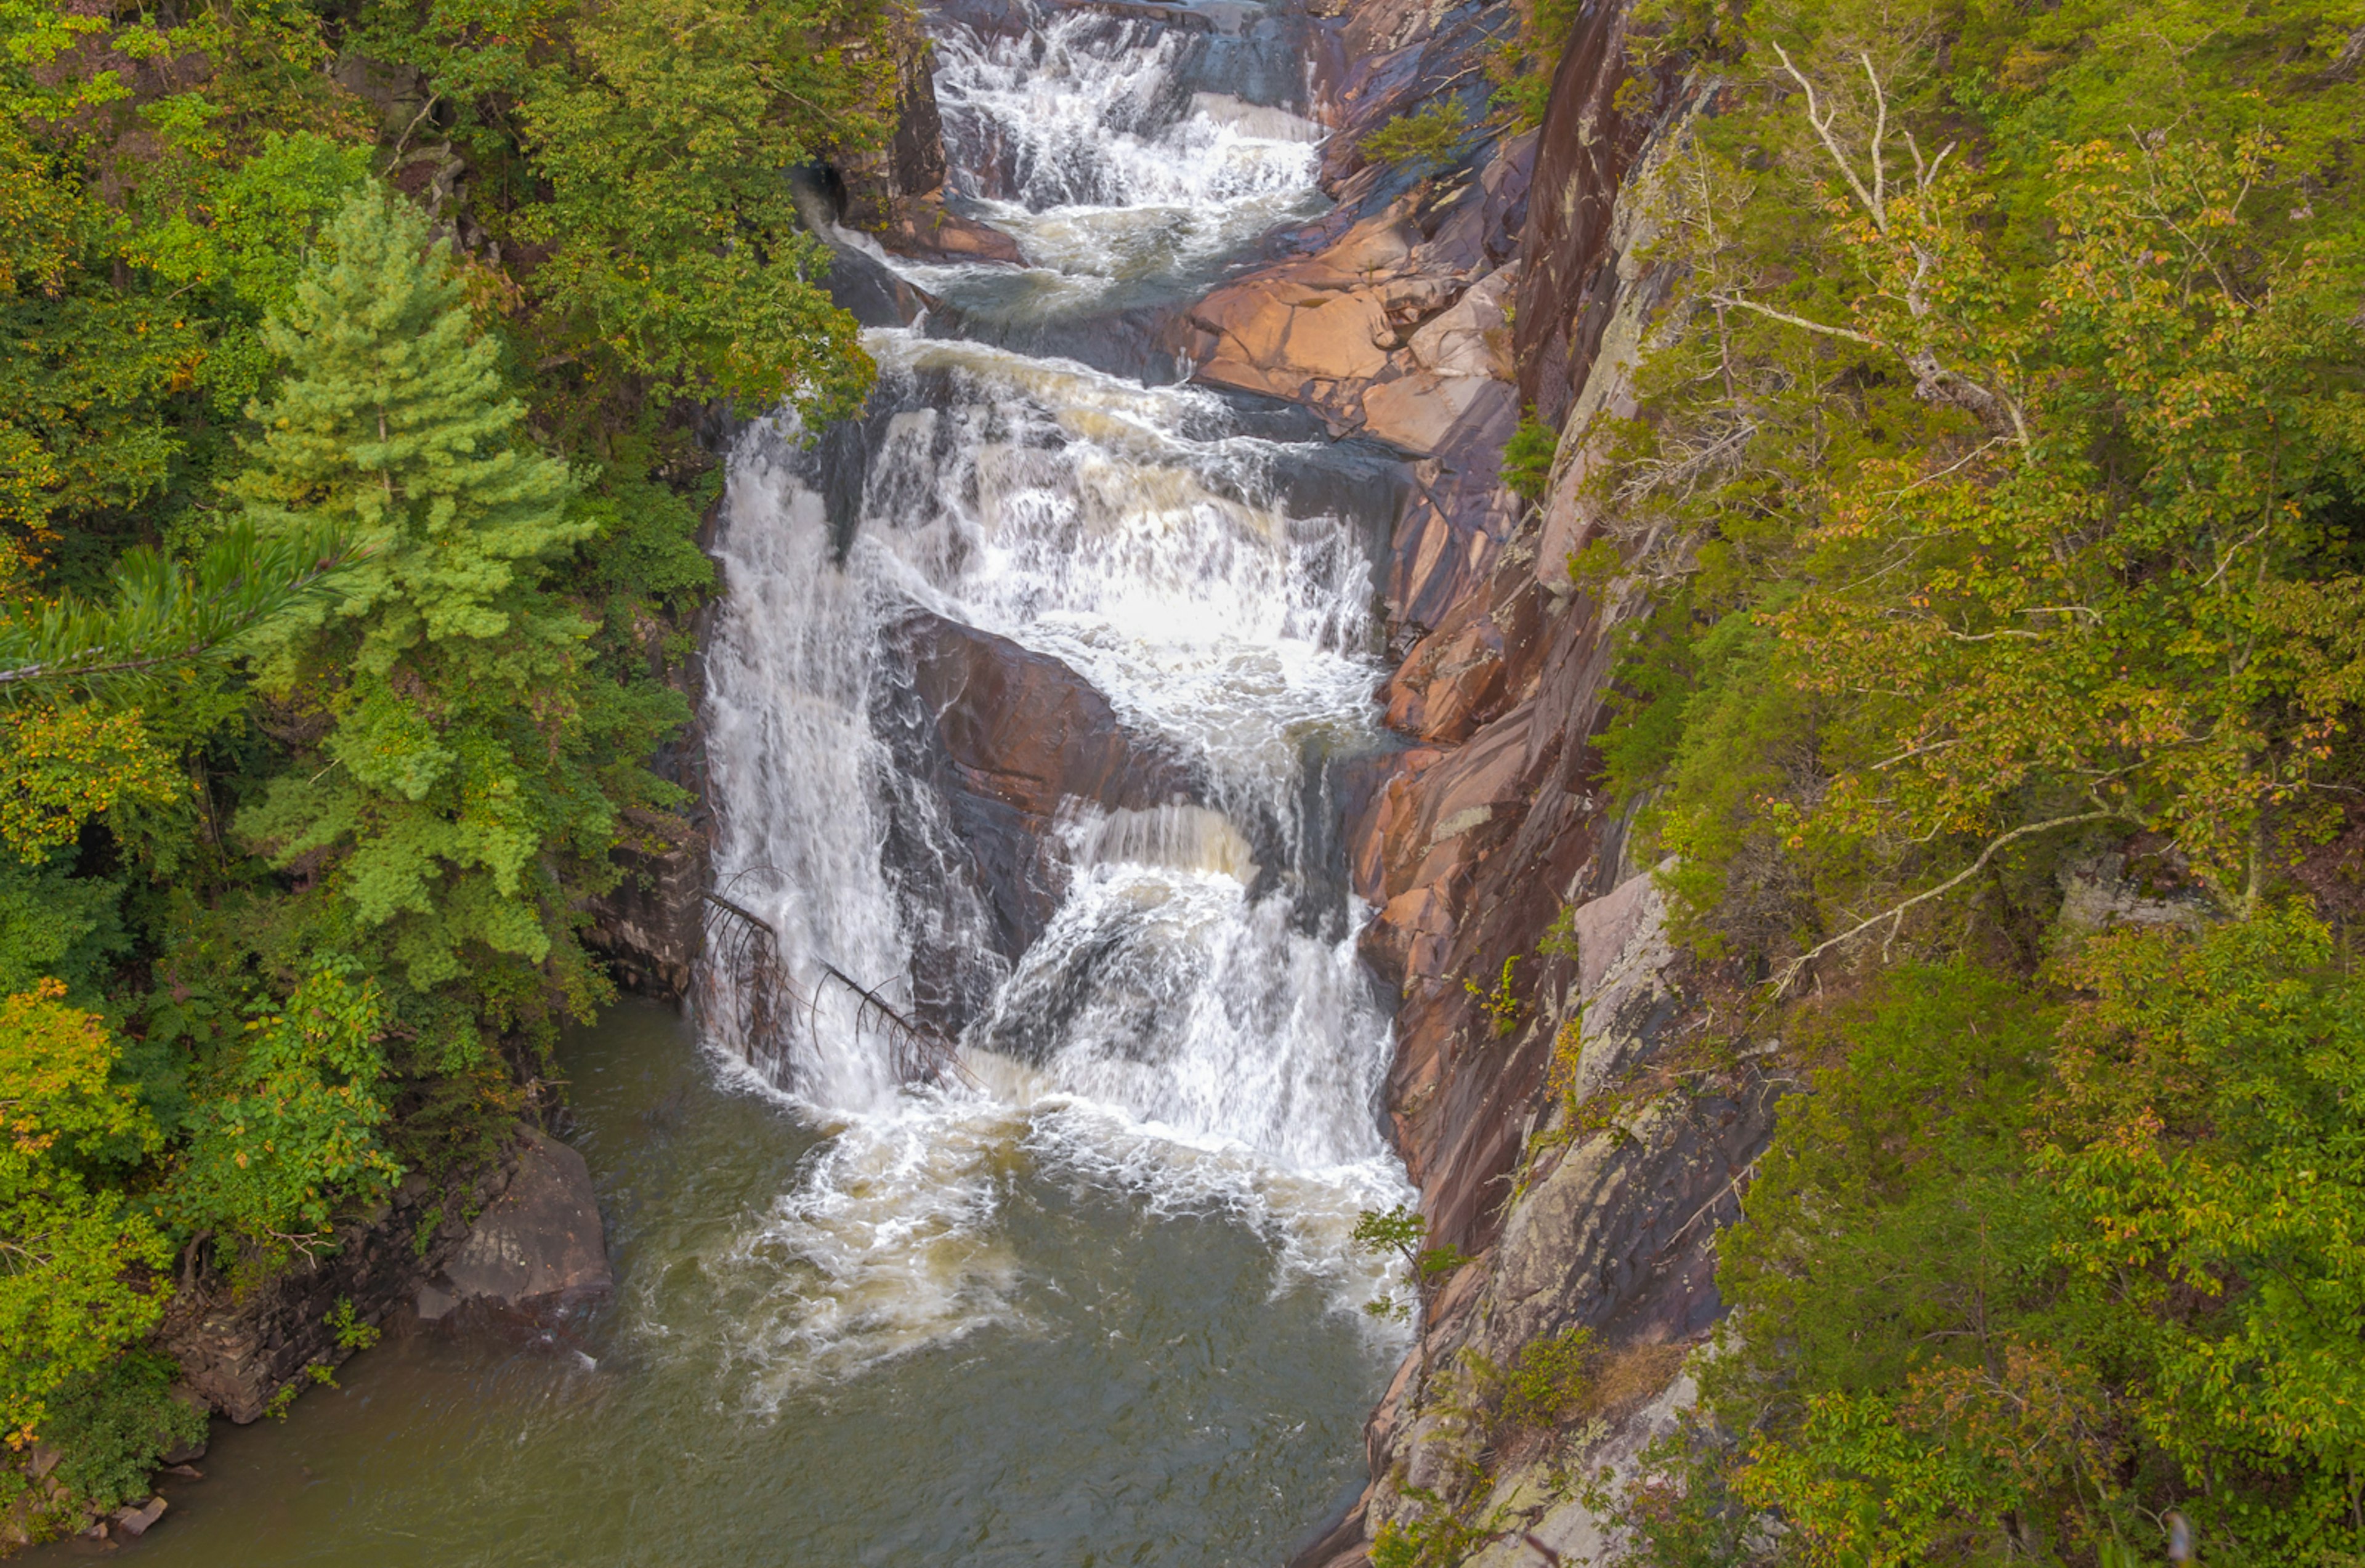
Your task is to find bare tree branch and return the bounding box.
[1862,52,1888,220]
[1708,292,1885,346]
[1769,39,1883,227]
[1771,810,2129,995]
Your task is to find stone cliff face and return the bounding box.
[1165,2,1784,1562]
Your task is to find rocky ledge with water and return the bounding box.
[692,0,1773,1558]
[79,3,1774,1563]
[599,0,1777,1561]
[819,0,1784,1559]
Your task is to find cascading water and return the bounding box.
[840,6,1332,339]
[928,10,1327,293]
[95,10,1417,1566]
[698,0,1413,1387]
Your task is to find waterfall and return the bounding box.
[878,9,1330,313]
[692,0,1408,1388]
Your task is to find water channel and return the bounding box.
[72,6,1415,1562]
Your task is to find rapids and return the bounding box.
[89,6,1414,1562]
[696,0,1413,1374]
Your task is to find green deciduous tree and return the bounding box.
[0,984,169,1448]
[514,0,889,424]
[168,960,398,1258]
[2043,908,2365,1543]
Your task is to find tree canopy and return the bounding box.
[1578,1,2365,1562]
[0,0,896,1526]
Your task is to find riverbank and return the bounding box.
[33,1001,1396,1567]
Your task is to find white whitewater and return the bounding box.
[902,10,1330,309]
[689,2,1408,1392]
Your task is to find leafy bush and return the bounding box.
[37,1354,204,1514]
[1500,1325,1593,1431]
[168,961,398,1256]
[1463,956,1526,1037]
[1360,99,1471,177]
[1354,1205,1474,1324]
[0,984,170,1447]
[1487,0,1586,129]
[1370,1489,1488,1568]
[1501,406,1556,501]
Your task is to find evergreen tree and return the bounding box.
[233,189,609,993]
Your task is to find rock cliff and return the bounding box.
[1154,2,1785,1562]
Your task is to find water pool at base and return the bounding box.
[76,1002,1395,1567]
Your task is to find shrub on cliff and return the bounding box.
[1594,0,2365,976]
[1619,911,2365,1565]
[1360,99,1474,178]
[1501,406,1557,504]
[166,961,399,1267]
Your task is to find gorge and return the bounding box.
[15,0,2361,1562]
[57,1,1749,1561]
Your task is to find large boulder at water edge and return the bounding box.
[425,1126,612,1318]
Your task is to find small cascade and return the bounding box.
[692,0,1409,1391]
[891,8,1330,315]
[935,12,1322,212]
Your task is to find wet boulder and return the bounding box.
[875,199,1025,265]
[871,609,1207,1020]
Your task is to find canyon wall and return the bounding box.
[1179,2,1782,1562]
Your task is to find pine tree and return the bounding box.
[234,189,610,992]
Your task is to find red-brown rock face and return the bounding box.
[871,609,1203,1010]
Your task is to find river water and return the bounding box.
[92,6,1411,1563]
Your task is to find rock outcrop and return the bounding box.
[871,608,1208,1025]
[1303,873,1773,1567]
[584,806,709,1002]
[827,28,1022,265]
[584,522,718,1004]
[157,1120,607,1425]
[424,1126,613,1319]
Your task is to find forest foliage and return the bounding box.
[0,0,898,1524]
[1565,0,2365,1562]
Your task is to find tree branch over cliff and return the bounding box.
[1770,810,2129,996]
